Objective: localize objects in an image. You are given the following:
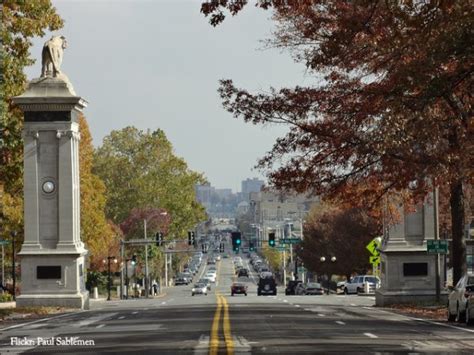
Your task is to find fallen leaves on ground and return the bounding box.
[388,304,447,321]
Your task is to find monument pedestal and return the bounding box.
[376,195,447,307]
[13,77,89,309]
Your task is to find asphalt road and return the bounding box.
[1,253,474,354]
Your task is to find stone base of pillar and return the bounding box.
[16,292,89,309]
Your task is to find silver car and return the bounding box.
[447,273,474,324]
[191,283,208,296]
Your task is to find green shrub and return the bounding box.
[0,293,13,302]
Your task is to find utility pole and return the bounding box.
[144,219,149,298]
[11,231,16,301]
[165,253,168,288]
[120,240,124,300]
[434,185,440,303]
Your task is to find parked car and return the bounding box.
[447,273,474,324]
[258,273,277,296]
[304,282,324,295]
[285,280,303,295]
[231,282,248,296]
[192,283,208,296]
[344,275,380,294]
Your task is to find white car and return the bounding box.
[205,273,216,283]
[447,273,474,324]
[192,283,208,296]
[344,275,380,294]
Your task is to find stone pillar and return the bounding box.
[376,192,447,306]
[13,77,89,309]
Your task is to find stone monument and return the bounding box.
[376,192,448,306]
[12,36,89,309]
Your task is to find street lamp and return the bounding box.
[103,256,117,301]
[10,231,17,301]
[320,256,336,294]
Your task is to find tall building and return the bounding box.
[241,178,264,201]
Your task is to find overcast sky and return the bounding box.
[25,0,308,192]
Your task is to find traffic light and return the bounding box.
[155,232,164,246]
[249,242,254,252]
[220,243,225,252]
[231,232,241,252]
[188,231,195,246]
[269,232,276,247]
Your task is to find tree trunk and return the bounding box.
[450,179,467,285]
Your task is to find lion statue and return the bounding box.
[41,35,67,78]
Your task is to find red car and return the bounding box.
[231,282,248,296]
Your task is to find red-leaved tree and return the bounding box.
[202,1,473,284]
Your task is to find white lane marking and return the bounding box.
[335,321,346,325]
[304,308,312,311]
[132,311,138,314]
[295,305,301,308]
[350,303,356,306]
[118,316,125,320]
[318,314,325,317]
[96,324,106,329]
[161,301,166,305]
[364,332,378,338]
[75,313,118,328]
[283,300,288,303]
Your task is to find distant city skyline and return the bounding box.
[23,0,308,192]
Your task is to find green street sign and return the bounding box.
[280,238,301,245]
[0,240,10,245]
[298,267,307,273]
[427,240,448,254]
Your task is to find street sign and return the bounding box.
[298,267,307,273]
[280,238,301,245]
[0,240,10,245]
[366,237,381,256]
[275,246,287,251]
[369,255,380,265]
[427,240,448,254]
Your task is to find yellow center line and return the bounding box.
[209,293,222,355]
[221,295,234,354]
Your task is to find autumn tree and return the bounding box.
[93,127,207,240]
[79,115,119,269]
[120,207,172,279]
[298,203,380,281]
[0,1,63,259]
[202,1,473,284]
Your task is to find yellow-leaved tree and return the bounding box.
[79,115,119,270]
